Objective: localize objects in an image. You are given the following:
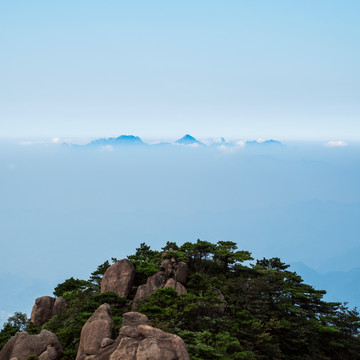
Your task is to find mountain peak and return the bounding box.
[88,135,145,147]
[175,134,204,146]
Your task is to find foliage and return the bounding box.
[53,277,89,298]
[0,312,30,350]
[2,240,360,360]
[128,242,162,283]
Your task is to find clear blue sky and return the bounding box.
[1,0,359,140]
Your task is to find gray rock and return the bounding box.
[100,338,114,349]
[161,259,189,285]
[109,313,190,360]
[30,296,67,327]
[31,296,56,326]
[0,330,63,360]
[176,262,188,285]
[122,312,151,327]
[164,278,187,295]
[132,272,166,309]
[161,258,174,277]
[76,304,115,360]
[101,259,135,298]
[52,298,67,316]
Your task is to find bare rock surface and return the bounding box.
[30,296,67,326]
[101,259,135,298]
[161,258,188,285]
[0,330,63,360]
[122,312,151,327]
[160,258,174,277]
[164,278,187,295]
[76,304,115,360]
[31,296,56,326]
[110,312,190,360]
[132,272,166,308]
[176,261,188,285]
[52,298,67,316]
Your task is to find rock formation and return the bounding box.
[30,296,67,327]
[101,259,135,298]
[132,272,167,308]
[74,308,190,360]
[110,312,190,360]
[132,270,187,309]
[31,296,55,326]
[161,259,188,285]
[76,304,116,360]
[52,298,67,316]
[0,330,63,360]
[175,261,188,285]
[164,278,187,295]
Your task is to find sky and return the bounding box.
[1,0,360,327]
[0,0,359,141]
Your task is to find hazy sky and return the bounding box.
[1,0,359,140]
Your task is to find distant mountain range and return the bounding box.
[87,135,146,147]
[66,134,283,148]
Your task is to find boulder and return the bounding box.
[122,312,151,327]
[161,259,188,285]
[132,272,166,308]
[160,258,174,277]
[76,304,115,360]
[101,259,135,298]
[176,262,188,285]
[109,312,190,360]
[30,296,67,326]
[164,278,187,295]
[0,330,63,360]
[52,298,67,316]
[31,296,56,326]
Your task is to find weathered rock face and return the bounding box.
[176,261,188,285]
[0,330,63,360]
[30,296,67,326]
[101,259,135,298]
[164,278,187,295]
[52,298,67,316]
[160,258,174,277]
[31,296,56,326]
[122,312,151,327]
[161,258,188,285]
[109,312,190,360]
[76,304,115,360]
[132,272,166,308]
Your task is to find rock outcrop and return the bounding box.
[132,272,167,308]
[175,261,189,285]
[52,298,67,316]
[110,312,190,360]
[31,296,67,327]
[0,330,63,360]
[76,304,116,360]
[101,259,135,298]
[164,278,187,295]
[161,259,188,285]
[31,296,55,326]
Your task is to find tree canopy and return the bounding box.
[1,239,360,360]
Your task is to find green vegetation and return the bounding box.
[1,240,360,359]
